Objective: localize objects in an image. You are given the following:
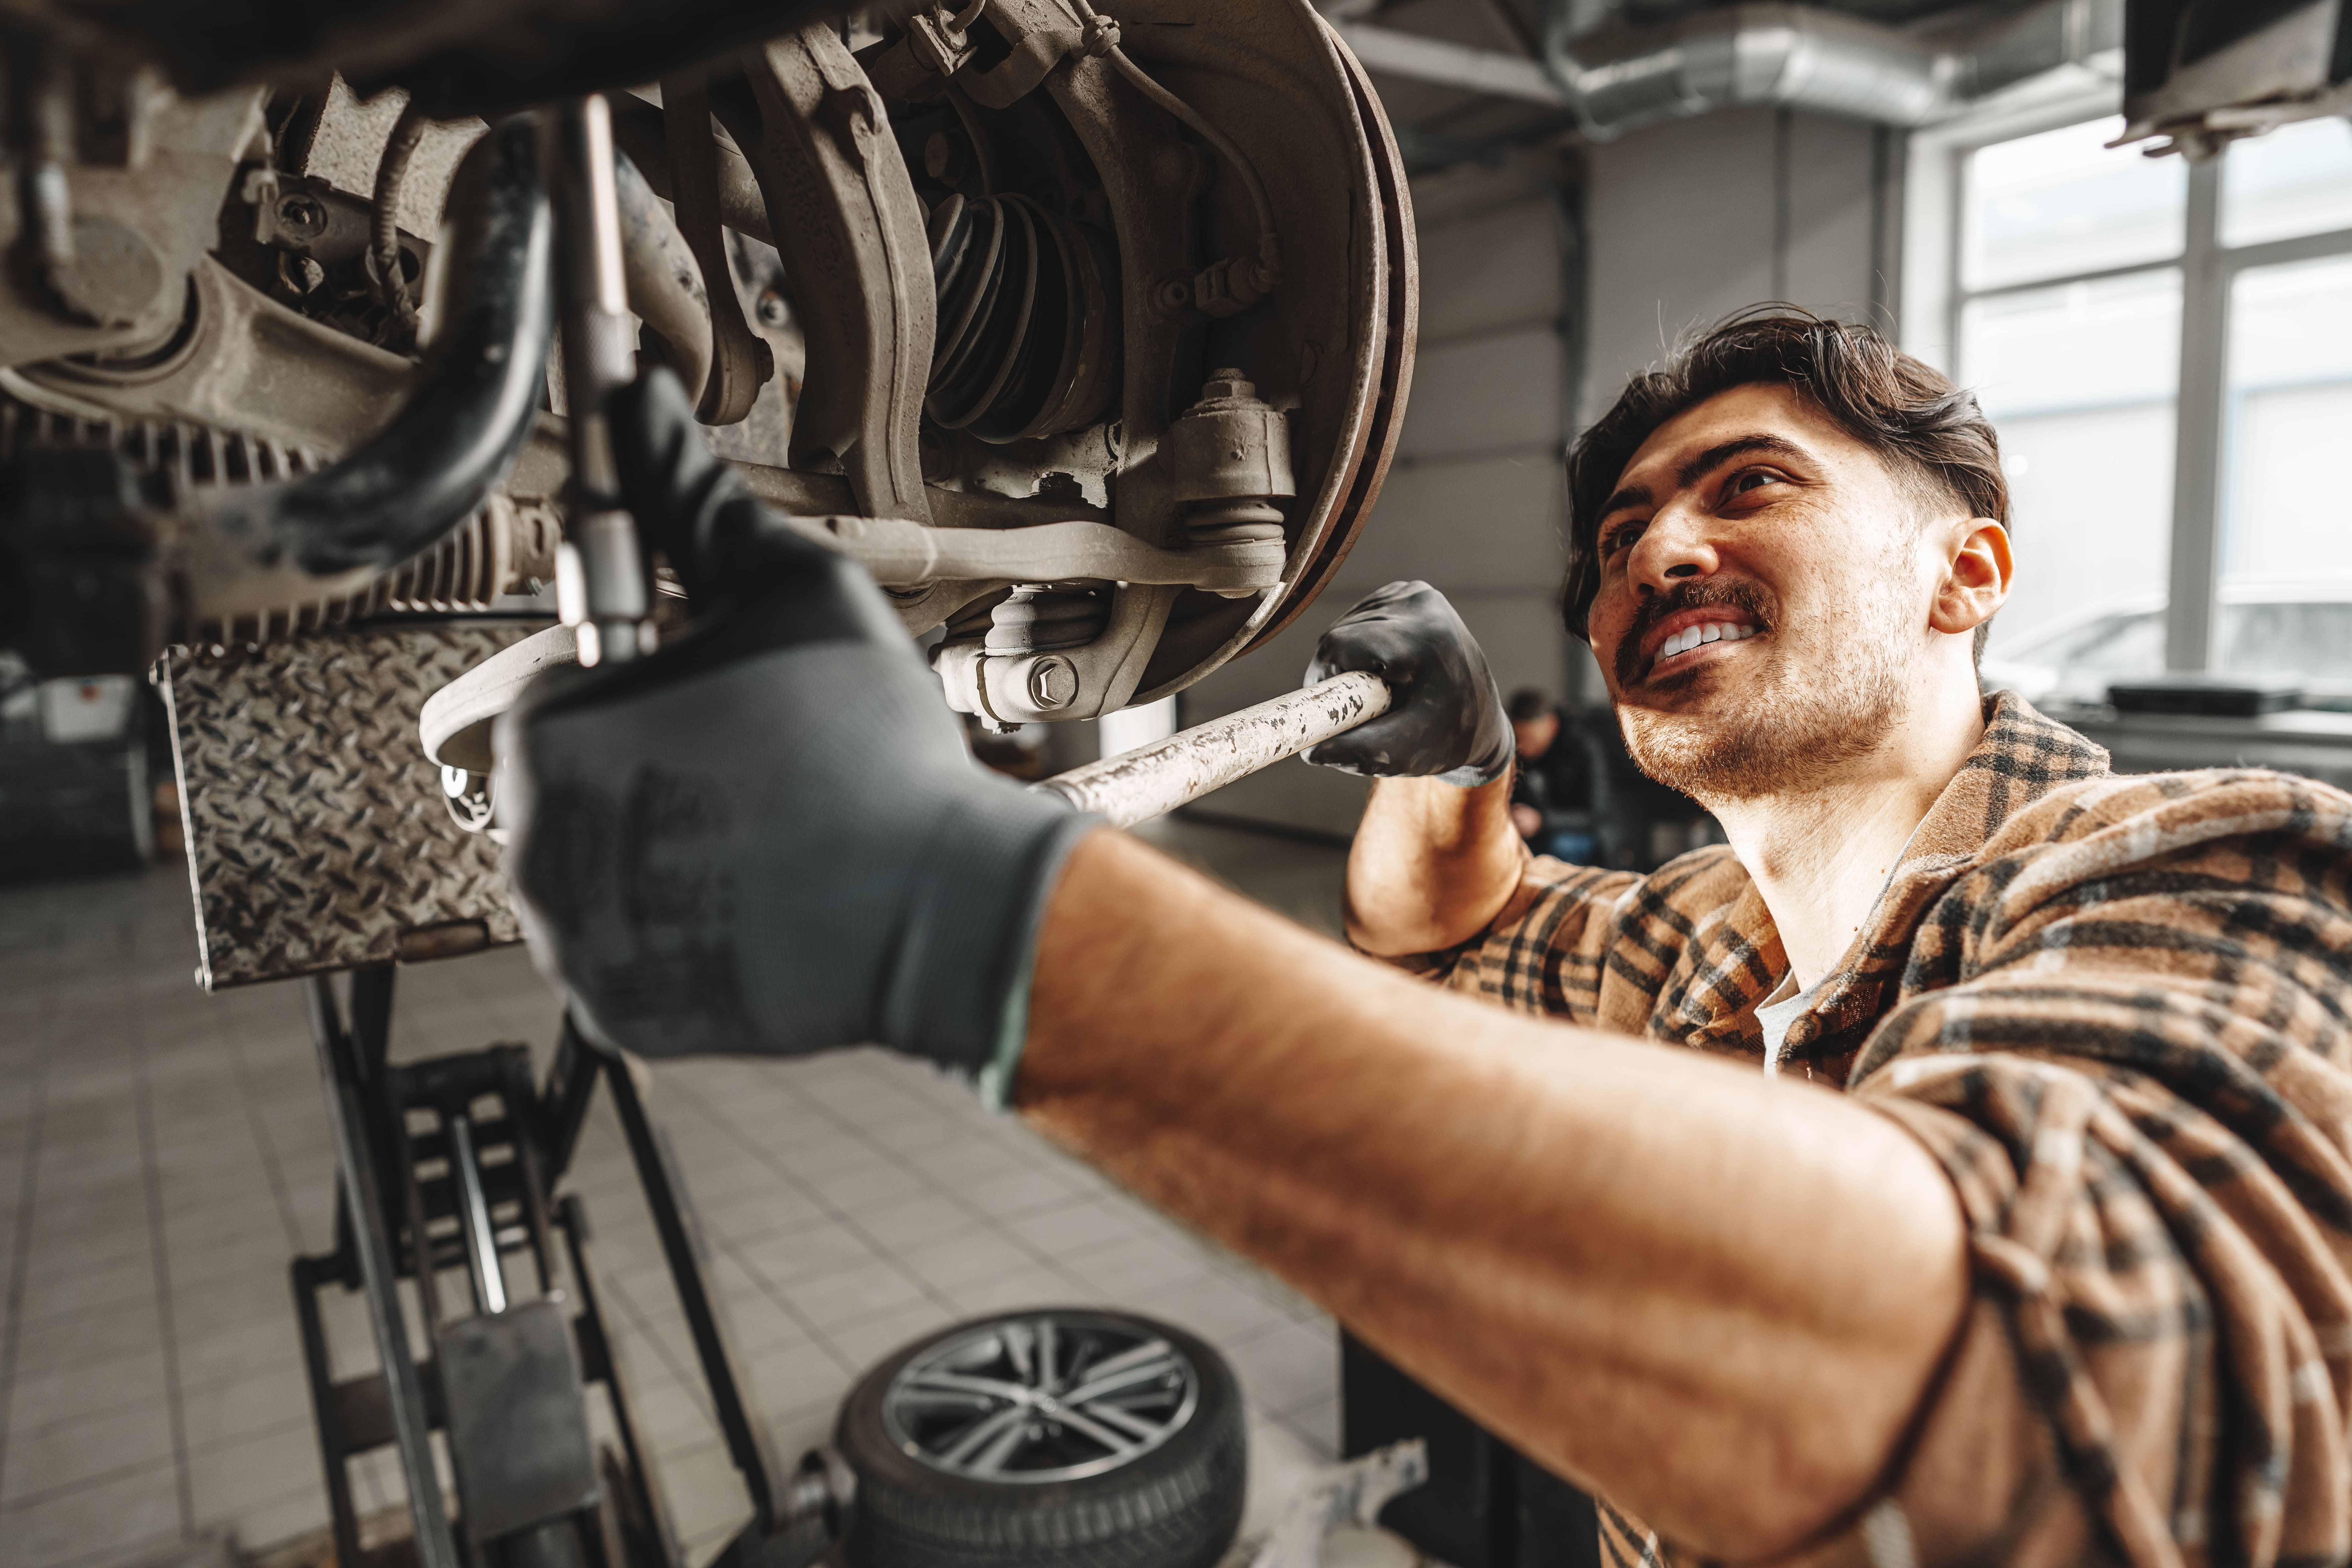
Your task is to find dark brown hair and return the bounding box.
[1561,308,2007,659]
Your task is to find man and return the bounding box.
[501,313,2352,1565]
[1502,686,1606,862]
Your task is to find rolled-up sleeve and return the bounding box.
[1823,773,2352,1567]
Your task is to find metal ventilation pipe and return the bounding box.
[1545,0,2124,140]
[1328,0,2123,139]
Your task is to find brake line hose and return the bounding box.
[372,97,430,333]
[1057,0,1282,301]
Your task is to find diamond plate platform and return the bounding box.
[158,621,545,989]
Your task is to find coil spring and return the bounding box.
[0,390,559,647]
[926,193,1120,444]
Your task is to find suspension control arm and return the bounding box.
[1033,672,1391,828]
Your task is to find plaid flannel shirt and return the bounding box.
[1398,692,2352,1568]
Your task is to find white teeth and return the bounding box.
[1656,621,1756,664]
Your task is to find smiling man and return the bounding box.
[504,316,2352,1567]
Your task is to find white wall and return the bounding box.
[1176,107,1898,837]
[1583,106,1893,405]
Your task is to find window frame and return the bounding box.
[1903,89,2352,674]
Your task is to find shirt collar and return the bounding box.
[1677,690,2110,1037]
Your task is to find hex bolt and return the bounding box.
[1027,656,1079,711]
[277,194,329,239]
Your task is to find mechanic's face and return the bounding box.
[1584,384,1991,803]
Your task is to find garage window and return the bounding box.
[1927,110,2352,706]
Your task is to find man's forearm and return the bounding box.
[1346,774,1525,955]
[1019,830,1968,1560]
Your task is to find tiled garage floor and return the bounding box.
[0,819,1354,1568]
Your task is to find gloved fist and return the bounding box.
[1301,581,1512,786]
[495,371,1096,1074]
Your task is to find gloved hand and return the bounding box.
[495,370,1097,1081]
[1301,581,1512,786]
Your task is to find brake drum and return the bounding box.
[763,0,1415,724]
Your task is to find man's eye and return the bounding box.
[1601,521,1644,556]
[1726,470,1781,499]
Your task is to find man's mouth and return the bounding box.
[1640,609,1762,678]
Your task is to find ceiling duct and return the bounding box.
[1331,0,2123,138]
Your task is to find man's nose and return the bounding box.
[1628,503,1721,596]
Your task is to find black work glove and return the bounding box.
[495,371,1096,1083]
[1301,581,1512,786]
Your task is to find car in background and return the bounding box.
[1981,582,2352,712]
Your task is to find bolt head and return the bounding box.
[1028,657,1078,710]
[278,195,327,238]
[756,289,790,328]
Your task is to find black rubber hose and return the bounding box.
[371,96,430,327]
[217,115,554,576]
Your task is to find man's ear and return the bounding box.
[1929,518,2011,637]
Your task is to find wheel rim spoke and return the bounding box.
[1053,1405,1140,1456]
[905,1369,1030,1402]
[966,1414,1035,1475]
[1061,1349,1183,1406]
[1075,1400,1165,1442]
[939,1405,1028,1468]
[882,1313,1200,1483]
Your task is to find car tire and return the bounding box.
[836,1308,1246,1568]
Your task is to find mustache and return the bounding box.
[1613,578,1776,688]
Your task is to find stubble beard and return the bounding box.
[1614,580,1911,808]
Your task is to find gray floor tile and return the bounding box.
[0,1401,175,1509]
[177,1367,313,1452]
[17,1253,156,1327]
[220,1483,332,1555]
[0,1458,181,1568]
[814,1301,962,1374]
[998,1196,1149,1260]
[5,1343,169,1431]
[773,1260,930,1335]
[1219,1318,1340,1418]
[186,1417,320,1523]
[894,1231,1033,1295]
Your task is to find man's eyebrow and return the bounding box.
[1676,433,1813,490]
[1597,481,1650,521]
[1598,433,1816,525]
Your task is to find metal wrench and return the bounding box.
[1033,671,1392,828]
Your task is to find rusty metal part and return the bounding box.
[3,257,415,458]
[190,115,553,612]
[0,86,265,366]
[607,90,773,247]
[1169,367,1292,548]
[910,0,1412,723]
[1185,18,1417,667]
[731,458,1108,530]
[190,493,559,644]
[655,75,774,424]
[1034,670,1389,828]
[612,146,715,417]
[0,386,559,647]
[713,29,936,525]
[159,622,538,989]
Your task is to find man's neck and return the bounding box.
[1711,690,1985,992]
